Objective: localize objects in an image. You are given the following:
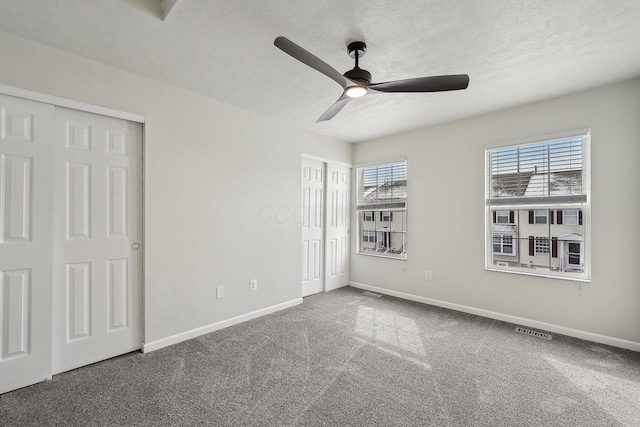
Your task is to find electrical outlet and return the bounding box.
[216,285,224,299]
[425,270,432,280]
[250,279,258,291]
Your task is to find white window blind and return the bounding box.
[357,161,407,211]
[488,134,588,206]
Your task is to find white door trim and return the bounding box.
[0,84,145,124]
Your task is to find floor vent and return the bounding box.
[362,291,382,298]
[515,327,553,340]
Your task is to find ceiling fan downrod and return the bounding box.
[344,41,371,84]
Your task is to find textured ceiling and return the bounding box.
[1,0,640,142]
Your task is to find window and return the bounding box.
[493,235,515,255]
[486,131,590,280]
[534,210,548,224]
[357,160,407,259]
[496,210,510,224]
[562,209,579,225]
[362,230,376,243]
[534,237,549,256]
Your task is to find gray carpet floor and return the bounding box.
[1,286,639,426]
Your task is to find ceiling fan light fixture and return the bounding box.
[345,86,368,98]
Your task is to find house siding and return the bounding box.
[491,209,585,271]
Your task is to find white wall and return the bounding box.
[3,28,638,349]
[0,31,352,344]
[352,78,640,344]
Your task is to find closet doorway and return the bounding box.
[301,157,350,297]
[0,91,143,393]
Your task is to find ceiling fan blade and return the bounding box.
[274,37,351,89]
[317,93,351,122]
[369,74,469,93]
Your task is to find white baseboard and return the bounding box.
[142,297,303,353]
[349,281,640,353]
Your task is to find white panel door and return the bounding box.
[0,94,54,393]
[301,159,325,297]
[52,107,142,374]
[325,164,350,291]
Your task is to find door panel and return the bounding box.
[52,107,142,374]
[325,164,350,291]
[301,159,324,297]
[0,94,54,394]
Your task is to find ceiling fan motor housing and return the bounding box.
[344,67,371,83]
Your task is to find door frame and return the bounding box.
[0,84,144,123]
[0,83,146,391]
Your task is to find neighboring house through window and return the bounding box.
[485,131,590,280]
[356,160,407,259]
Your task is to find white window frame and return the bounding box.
[381,211,391,222]
[364,211,374,222]
[485,130,591,281]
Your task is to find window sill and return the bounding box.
[486,266,591,282]
[358,251,407,261]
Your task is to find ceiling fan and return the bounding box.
[274,36,469,122]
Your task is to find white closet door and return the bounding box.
[325,164,350,291]
[52,107,142,374]
[301,159,325,297]
[0,94,54,393]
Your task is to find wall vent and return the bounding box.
[362,291,382,298]
[515,326,553,340]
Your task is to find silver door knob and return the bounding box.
[131,243,140,250]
